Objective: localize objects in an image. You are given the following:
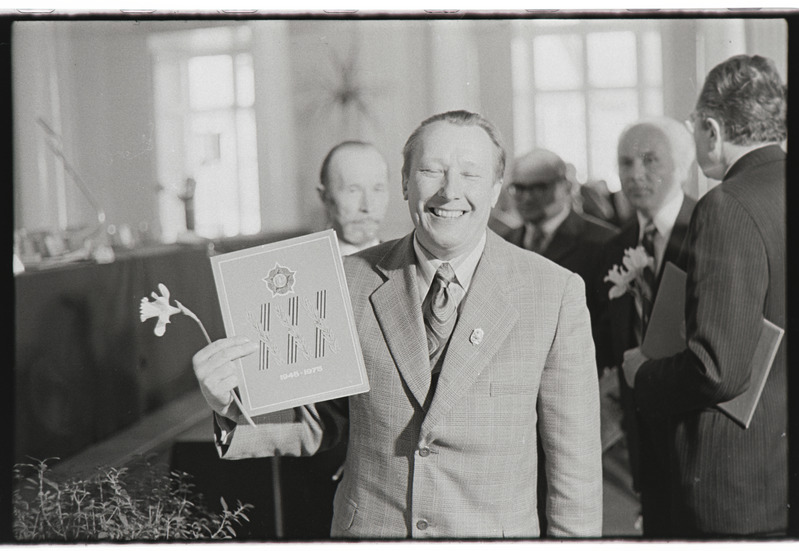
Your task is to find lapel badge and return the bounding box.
[470,328,484,346]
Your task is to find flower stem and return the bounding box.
[175,300,256,428]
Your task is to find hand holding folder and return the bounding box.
[641,262,784,429]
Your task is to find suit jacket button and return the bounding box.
[416,519,429,530]
[419,447,430,457]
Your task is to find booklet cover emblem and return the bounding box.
[210,229,369,416]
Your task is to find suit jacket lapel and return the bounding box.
[370,234,431,410]
[658,195,696,282]
[608,222,639,358]
[544,210,581,263]
[657,195,696,286]
[421,232,519,436]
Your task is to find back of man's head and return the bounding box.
[696,54,787,146]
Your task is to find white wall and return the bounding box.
[12,17,789,241]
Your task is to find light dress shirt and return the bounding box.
[636,192,685,274]
[412,231,486,311]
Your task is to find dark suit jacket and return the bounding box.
[503,208,619,287]
[594,194,696,371]
[503,209,618,345]
[634,145,787,536]
[593,193,696,537]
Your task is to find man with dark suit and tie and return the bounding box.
[502,148,618,288]
[622,55,787,537]
[502,148,616,535]
[192,110,602,538]
[594,117,697,538]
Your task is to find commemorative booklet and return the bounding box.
[641,261,784,429]
[210,229,369,417]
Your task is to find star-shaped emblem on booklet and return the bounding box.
[264,263,296,297]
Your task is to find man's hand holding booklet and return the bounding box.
[210,229,369,418]
[641,262,784,429]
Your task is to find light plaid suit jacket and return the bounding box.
[219,230,602,539]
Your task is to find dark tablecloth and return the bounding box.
[14,243,226,463]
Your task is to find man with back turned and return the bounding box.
[622,55,788,537]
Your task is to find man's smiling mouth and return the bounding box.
[430,207,466,219]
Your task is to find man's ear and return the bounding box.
[490,179,503,208]
[402,177,409,200]
[706,117,724,158]
[317,185,328,203]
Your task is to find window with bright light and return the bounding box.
[149,26,260,241]
[512,21,664,192]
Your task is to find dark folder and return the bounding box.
[641,261,784,429]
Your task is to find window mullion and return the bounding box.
[581,25,592,182]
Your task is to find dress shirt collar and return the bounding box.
[636,192,685,273]
[523,205,571,251]
[413,230,486,295]
[636,192,684,243]
[339,238,380,257]
[525,204,571,238]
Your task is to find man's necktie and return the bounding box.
[423,262,460,371]
[639,221,658,332]
[527,224,547,254]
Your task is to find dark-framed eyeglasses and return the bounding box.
[509,181,558,197]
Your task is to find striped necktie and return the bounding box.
[639,221,657,331]
[525,224,547,253]
[423,262,460,371]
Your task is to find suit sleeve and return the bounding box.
[592,242,616,372]
[634,191,768,415]
[214,398,348,459]
[538,273,603,537]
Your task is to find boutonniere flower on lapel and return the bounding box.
[140,283,255,426]
[603,246,654,304]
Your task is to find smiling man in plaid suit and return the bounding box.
[192,110,602,539]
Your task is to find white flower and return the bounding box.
[604,246,655,301]
[622,246,654,273]
[604,265,632,299]
[140,283,181,336]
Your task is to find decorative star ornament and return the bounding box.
[263,263,296,297]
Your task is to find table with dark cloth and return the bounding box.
[14,242,226,464]
[14,231,345,539]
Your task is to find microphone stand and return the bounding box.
[36,117,113,263]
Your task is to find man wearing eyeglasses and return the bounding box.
[622,55,787,537]
[502,148,616,535]
[503,148,618,290]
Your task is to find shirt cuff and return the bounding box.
[214,411,237,451]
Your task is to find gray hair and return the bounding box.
[696,54,787,145]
